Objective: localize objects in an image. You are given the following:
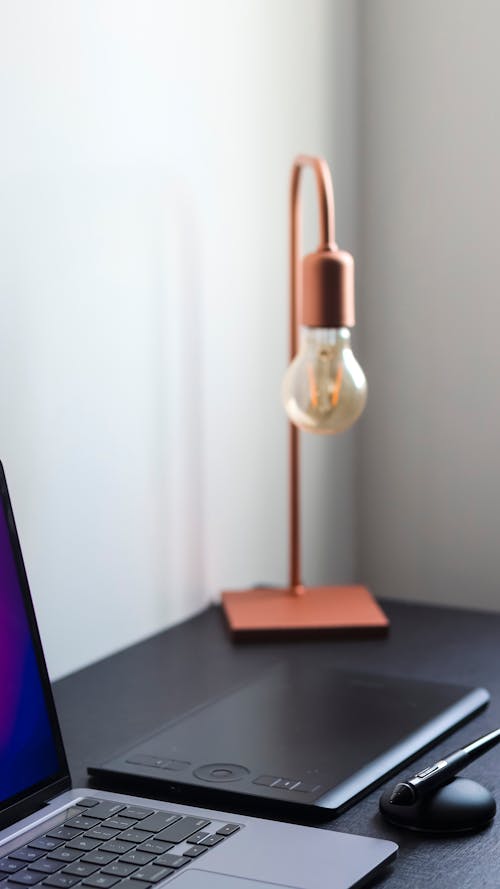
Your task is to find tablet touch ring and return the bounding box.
[193,763,250,782]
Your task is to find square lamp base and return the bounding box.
[222,585,389,639]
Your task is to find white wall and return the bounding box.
[357,1,500,611]
[4,0,495,680]
[202,0,361,598]
[0,1,358,678]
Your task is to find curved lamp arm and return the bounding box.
[288,155,336,595]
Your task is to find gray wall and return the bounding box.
[357,0,500,611]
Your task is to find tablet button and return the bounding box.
[126,755,165,769]
[193,764,250,782]
[272,778,298,790]
[252,774,320,792]
[252,775,280,787]
[160,760,191,772]
[293,781,321,793]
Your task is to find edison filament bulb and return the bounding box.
[282,326,367,434]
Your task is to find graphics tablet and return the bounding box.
[89,662,488,817]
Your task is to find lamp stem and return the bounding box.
[288,156,336,596]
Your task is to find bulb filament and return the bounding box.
[331,364,343,406]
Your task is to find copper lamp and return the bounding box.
[222,155,389,637]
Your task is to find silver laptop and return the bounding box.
[0,462,397,889]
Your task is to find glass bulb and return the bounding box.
[282,327,367,434]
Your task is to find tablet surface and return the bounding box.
[89,663,488,817]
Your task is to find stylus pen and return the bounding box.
[389,727,500,805]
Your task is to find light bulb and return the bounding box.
[282,326,367,434]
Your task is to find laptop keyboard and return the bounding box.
[0,798,241,889]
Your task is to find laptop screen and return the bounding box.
[0,468,68,811]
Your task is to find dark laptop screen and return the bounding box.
[0,471,67,809]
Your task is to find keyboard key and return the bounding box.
[10,851,45,864]
[66,838,101,853]
[46,851,80,864]
[132,865,174,884]
[118,853,154,867]
[61,864,98,878]
[216,823,241,836]
[82,875,120,888]
[102,820,135,832]
[85,828,119,842]
[118,808,154,822]
[136,842,173,856]
[200,834,225,847]
[0,860,24,874]
[119,831,152,845]
[81,853,117,867]
[130,814,179,834]
[42,875,81,888]
[28,862,62,876]
[8,873,45,885]
[61,809,82,821]
[100,843,134,857]
[65,817,100,831]
[184,846,207,859]
[45,830,80,843]
[101,864,137,878]
[80,803,124,821]
[154,854,189,870]
[186,832,209,845]
[156,817,210,844]
[76,799,100,809]
[28,840,63,853]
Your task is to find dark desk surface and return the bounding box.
[54,599,500,889]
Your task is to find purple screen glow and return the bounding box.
[0,499,61,804]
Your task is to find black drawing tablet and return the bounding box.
[89,662,489,817]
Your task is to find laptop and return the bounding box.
[0,461,397,889]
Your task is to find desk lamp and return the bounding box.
[222,155,389,637]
